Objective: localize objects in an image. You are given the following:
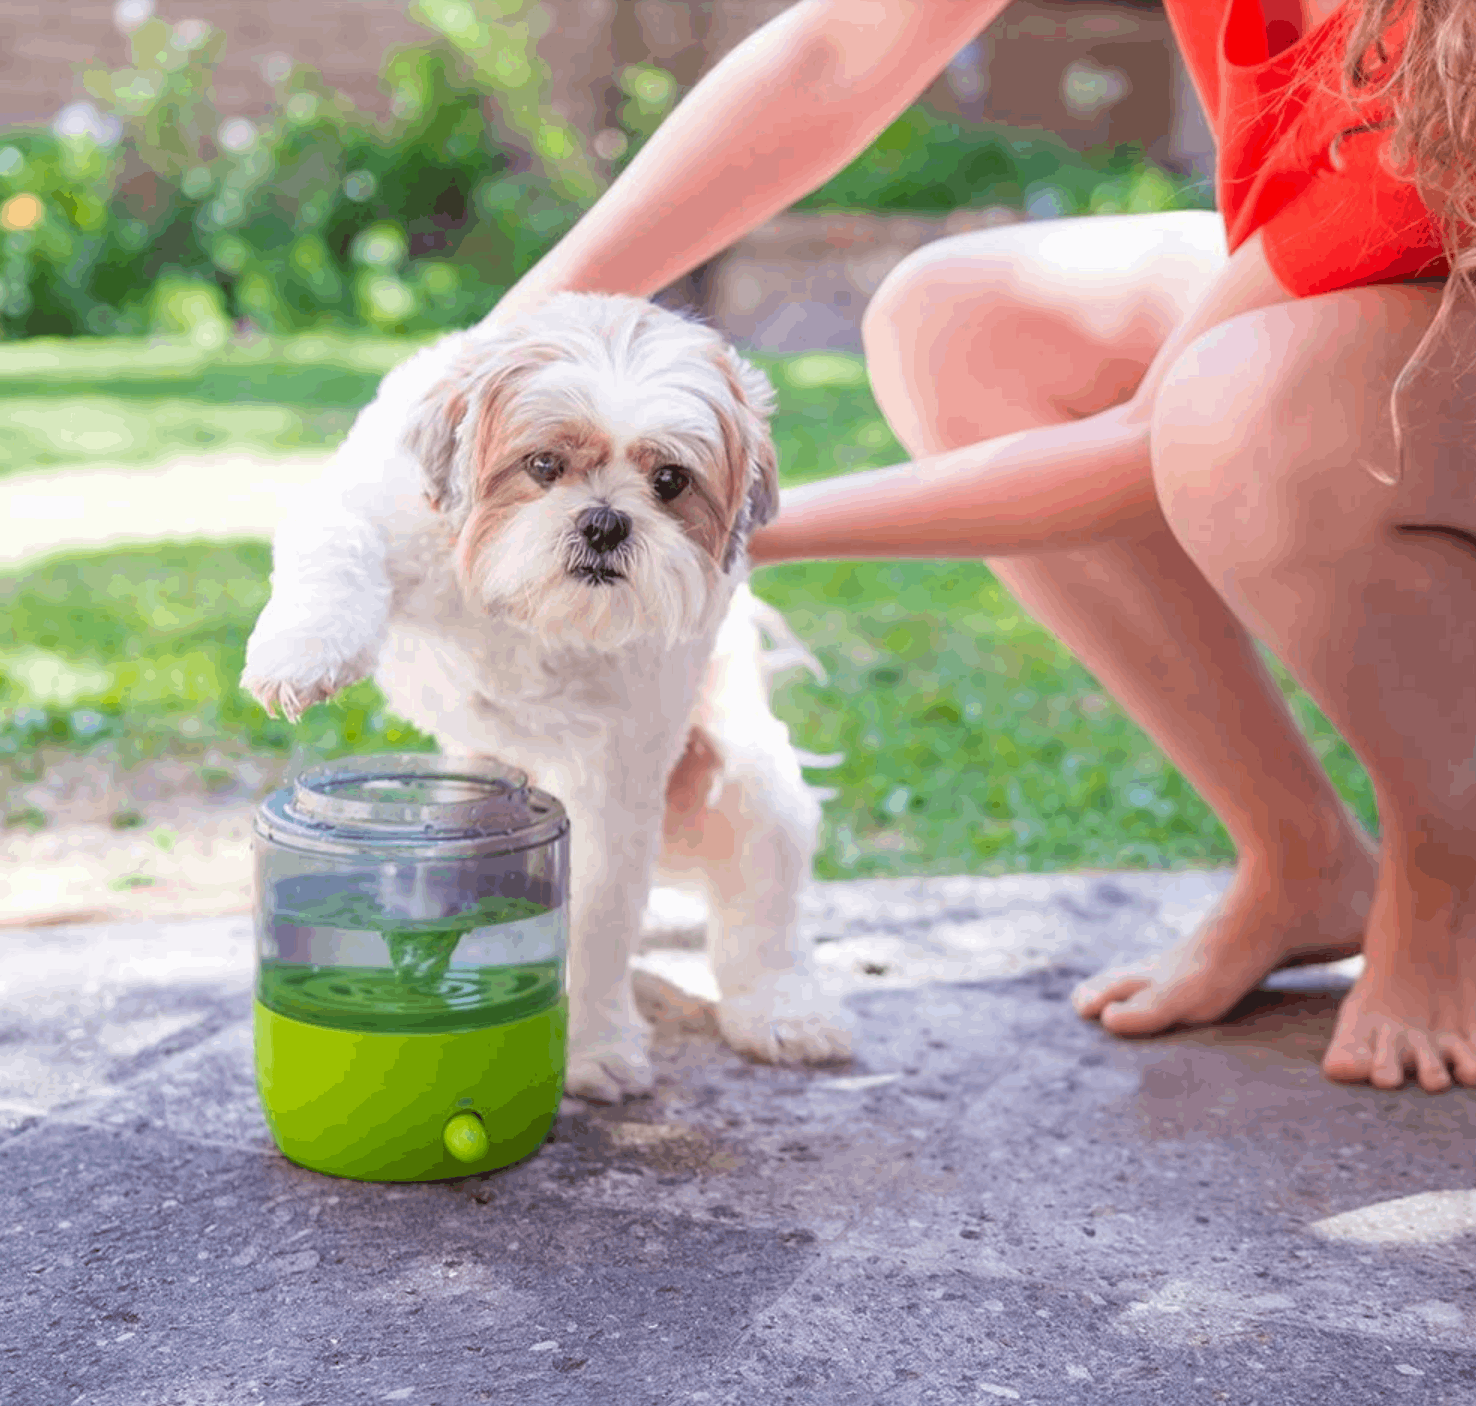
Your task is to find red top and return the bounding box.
[1164,0,1446,295]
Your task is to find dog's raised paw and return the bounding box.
[717,976,854,1066]
[565,1037,655,1105]
[241,627,377,722]
[241,674,343,724]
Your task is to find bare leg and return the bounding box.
[860,212,1376,1033]
[1155,285,1476,1090]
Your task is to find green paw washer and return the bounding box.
[252,753,569,1182]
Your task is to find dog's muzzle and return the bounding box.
[569,505,631,585]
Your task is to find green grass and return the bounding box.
[0,333,433,475]
[0,336,1378,877]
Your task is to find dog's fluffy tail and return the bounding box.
[750,593,827,687]
[744,588,844,800]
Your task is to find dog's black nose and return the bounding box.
[577,506,631,553]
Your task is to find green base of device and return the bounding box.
[253,998,567,1182]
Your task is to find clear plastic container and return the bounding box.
[252,753,569,1182]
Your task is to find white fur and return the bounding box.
[243,293,851,1102]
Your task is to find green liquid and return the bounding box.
[279,890,548,932]
[258,959,562,1034]
[261,890,562,1033]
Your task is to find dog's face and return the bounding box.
[404,293,778,648]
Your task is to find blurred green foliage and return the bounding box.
[0,1,593,340]
[796,105,1211,219]
[599,60,1207,220]
[0,5,1208,343]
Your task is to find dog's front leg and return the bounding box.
[558,774,667,1105]
[242,505,391,722]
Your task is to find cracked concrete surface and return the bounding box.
[4,870,1476,1405]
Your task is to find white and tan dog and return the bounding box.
[241,292,852,1102]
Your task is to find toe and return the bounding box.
[720,1009,848,1066]
[773,1019,852,1065]
[246,680,280,719]
[1099,984,1180,1037]
[1369,1026,1409,1091]
[565,1063,625,1104]
[1438,1033,1476,1087]
[1322,1024,1374,1084]
[579,1061,653,1104]
[1409,1033,1453,1094]
[1072,971,1148,1020]
[786,1015,854,1064]
[565,1041,654,1104]
[716,982,853,1066]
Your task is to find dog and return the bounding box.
[241,292,852,1102]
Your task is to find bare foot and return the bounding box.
[1322,879,1476,1093]
[1072,841,1375,1037]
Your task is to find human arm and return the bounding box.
[490,0,1008,321]
[747,228,1298,563]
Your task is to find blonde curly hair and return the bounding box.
[1343,0,1476,481]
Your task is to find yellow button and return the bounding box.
[442,1111,489,1163]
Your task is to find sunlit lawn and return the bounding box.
[0,335,1377,878]
[0,333,421,475]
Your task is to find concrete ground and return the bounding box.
[6,870,1476,1406]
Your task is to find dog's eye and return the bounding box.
[652,465,689,502]
[527,452,565,487]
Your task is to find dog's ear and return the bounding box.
[734,354,779,526]
[404,372,473,517]
[406,337,554,520]
[715,350,780,571]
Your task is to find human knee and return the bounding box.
[861,231,1021,371]
[1150,306,1309,566]
[1150,328,1236,551]
[1154,297,1406,583]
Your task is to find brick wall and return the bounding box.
[0,1,426,128]
[0,0,1208,173]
